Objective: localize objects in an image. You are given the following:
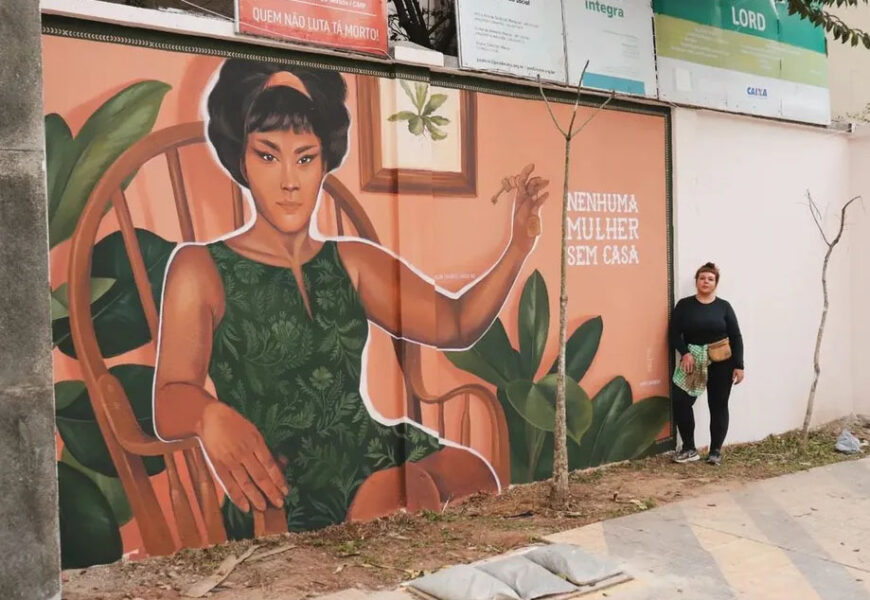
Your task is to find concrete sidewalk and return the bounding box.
[546,457,870,599]
[321,457,870,600]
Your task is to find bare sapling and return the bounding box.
[536,63,614,506]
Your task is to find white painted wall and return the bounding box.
[828,5,870,120]
[850,127,870,416]
[673,108,858,448]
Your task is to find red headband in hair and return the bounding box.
[263,71,312,100]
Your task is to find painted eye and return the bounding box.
[258,152,277,162]
[298,154,315,165]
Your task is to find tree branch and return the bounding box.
[566,60,590,136]
[391,0,432,48]
[788,0,870,48]
[570,92,616,138]
[537,75,568,138]
[427,10,451,34]
[807,190,831,246]
[830,195,862,246]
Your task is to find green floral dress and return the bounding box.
[206,240,441,538]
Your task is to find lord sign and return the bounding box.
[654,0,830,124]
[236,0,389,55]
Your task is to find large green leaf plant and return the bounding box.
[46,81,178,568]
[445,270,670,484]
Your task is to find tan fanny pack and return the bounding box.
[708,338,732,363]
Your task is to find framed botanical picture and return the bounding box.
[356,75,477,196]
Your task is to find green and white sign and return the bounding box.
[654,0,830,124]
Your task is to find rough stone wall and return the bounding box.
[0,0,61,597]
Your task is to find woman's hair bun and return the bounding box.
[695,262,721,282]
[206,59,350,186]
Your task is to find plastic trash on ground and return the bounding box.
[835,429,863,454]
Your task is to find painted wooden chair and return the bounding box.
[66,121,510,557]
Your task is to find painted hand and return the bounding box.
[506,164,549,255]
[196,402,289,512]
[733,369,745,385]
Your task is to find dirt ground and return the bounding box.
[62,421,870,600]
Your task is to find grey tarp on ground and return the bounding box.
[476,555,579,599]
[523,544,623,586]
[407,564,521,600]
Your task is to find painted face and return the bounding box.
[243,128,325,234]
[696,271,717,295]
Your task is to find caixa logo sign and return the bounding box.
[746,86,768,98]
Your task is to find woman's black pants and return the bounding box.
[673,361,733,453]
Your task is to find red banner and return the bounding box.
[236,0,388,55]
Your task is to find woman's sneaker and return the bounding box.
[706,451,722,466]
[673,448,699,463]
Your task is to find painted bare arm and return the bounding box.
[340,164,549,349]
[154,246,287,512]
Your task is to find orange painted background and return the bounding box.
[43,34,670,562]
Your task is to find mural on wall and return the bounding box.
[43,32,672,568]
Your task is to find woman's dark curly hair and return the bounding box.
[206,59,350,187]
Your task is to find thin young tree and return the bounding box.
[802,191,861,450]
[537,64,614,506]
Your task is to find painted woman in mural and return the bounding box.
[153,59,549,537]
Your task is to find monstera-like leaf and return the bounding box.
[498,389,555,484]
[518,270,549,379]
[550,316,603,382]
[47,81,170,248]
[61,448,132,527]
[55,364,165,477]
[57,462,123,569]
[504,374,592,444]
[445,318,523,388]
[50,277,116,321]
[569,376,669,469]
[45,113,75,224]
[601,396,670,464]
[52,228,176,358]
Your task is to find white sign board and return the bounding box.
[456,0,568,83]
[564,0,657,97]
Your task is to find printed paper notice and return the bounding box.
[456,0,568,83]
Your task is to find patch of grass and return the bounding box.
[419,509,445,523]
[723,428,850,477]
[570,469,605,484]
[335,540,360,556]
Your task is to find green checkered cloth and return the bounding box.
[673,343,709,397]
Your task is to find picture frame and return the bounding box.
[356,75,477,196]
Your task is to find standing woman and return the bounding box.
[670,263,744,465]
